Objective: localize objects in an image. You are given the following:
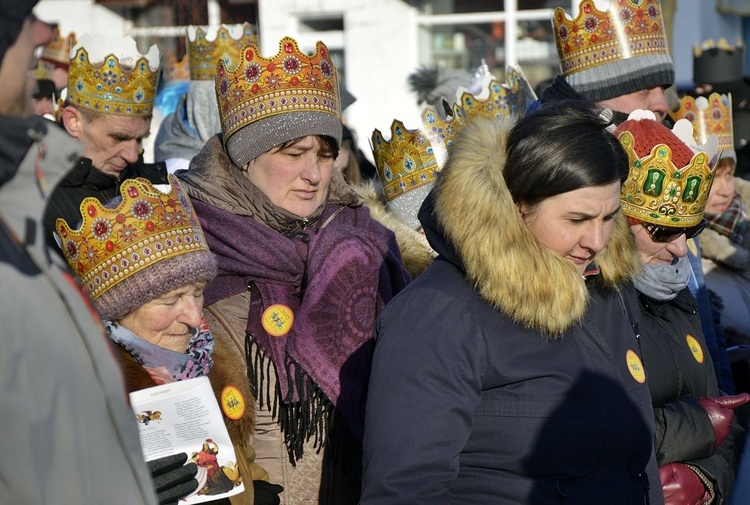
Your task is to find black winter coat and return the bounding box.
[639,287,743,504]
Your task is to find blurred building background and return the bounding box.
[34,0,750,162]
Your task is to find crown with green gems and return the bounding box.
[617,110,718,228]
[187,23,257,81]
[67,34,160,117]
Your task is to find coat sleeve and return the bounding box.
[361,287,485,505]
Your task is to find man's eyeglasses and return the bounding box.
[642,219,708,243]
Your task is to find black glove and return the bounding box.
[147,453,199,505]
[253,480,284,505]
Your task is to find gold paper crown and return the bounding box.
[67,37,160,117]
[55,175,209,301]
[670,93,734,159]
[553,0,669,76]
[619,112,718,228]
[41,27,76,67]
[694,38,744,57]
[216,37,340,141]
[166,54,190,82]
[188,24,257,81]
[371,66,535,204]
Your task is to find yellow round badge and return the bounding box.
[261,304,294,337]
[686,334,705,364]
[626,349,646,383]
[221,386,246,421]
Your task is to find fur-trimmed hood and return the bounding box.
[421,117,641,336]
[352,180,436,279]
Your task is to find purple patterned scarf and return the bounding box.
[194,198,409,442]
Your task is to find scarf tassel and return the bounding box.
[246,337,334,465]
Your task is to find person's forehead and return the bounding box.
[96,113,151,134]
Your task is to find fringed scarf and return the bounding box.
[194,198,409,462]
[105,318,214,384]
[706,191,748,244]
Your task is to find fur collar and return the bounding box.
[353,180,436,279]
[433,117,640,336]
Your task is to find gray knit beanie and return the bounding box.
[215,37,342,168]
[553,0,674,103]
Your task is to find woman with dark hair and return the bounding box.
[361,100,659,504]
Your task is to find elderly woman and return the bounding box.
[614,111,749,505]
[362,100,659,504]
[56,175,281,505]
[177,37,410,504]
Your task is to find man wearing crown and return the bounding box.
[0,2,164,503]
[155,23,256,174]
[42,33,168,250]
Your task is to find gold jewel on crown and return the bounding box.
[553,0,669,77]
[670,93,734,158]
[56,175,210,302]
[619,111,718,228]
[67,36,160,117]
[41,26,76,67]
[188,23,257,81]
[371,65,536,204]
[216,37,340,142]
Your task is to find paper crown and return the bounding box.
[553,0,670,78]
[55,175,210,302]
[371,65,536,228]
[693,38,745,84]
[188,23,257,81]
[67,34,160,117]
[617,110,718,228]
[670,93,735,161]
[41,26,76,68]
[215,37,339,144]
[166,54,190,82]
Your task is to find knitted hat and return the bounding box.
[215,36,342,168]
[615,110,718,228]
[553,0,674,103]
[56,175,217,321]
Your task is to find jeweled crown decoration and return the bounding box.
[56,175,210,301]
[371,65,536,203]
[41,27,76,67]
[216,37,340,142]
[553,0,669,77]
[67,35,160,117]
[618,111,718,228]
[188,23,257,81]
[671,93,734,159]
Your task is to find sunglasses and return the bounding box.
[642,219,708,243]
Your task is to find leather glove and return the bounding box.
[699,393,750,449]
[253,480,284,505]
[147,452,199,505]
[659,462,711,505]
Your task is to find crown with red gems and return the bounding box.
[616,110,718,228]
[41,26,77,68]
[55,175,210,302]
[553,0,670,77]
[188,23,257,81]
[67,34,160,117]
[671,93,735,161]
[215,36,340,143]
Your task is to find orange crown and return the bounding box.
[553,0,669,77]
[671,93,735,161]
[41,27,76,68]
[188,24,257,81]
[166,54,190,82]
[55,175,210,301]
[216,37,340,142]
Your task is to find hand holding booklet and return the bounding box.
[129,376,245,503]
